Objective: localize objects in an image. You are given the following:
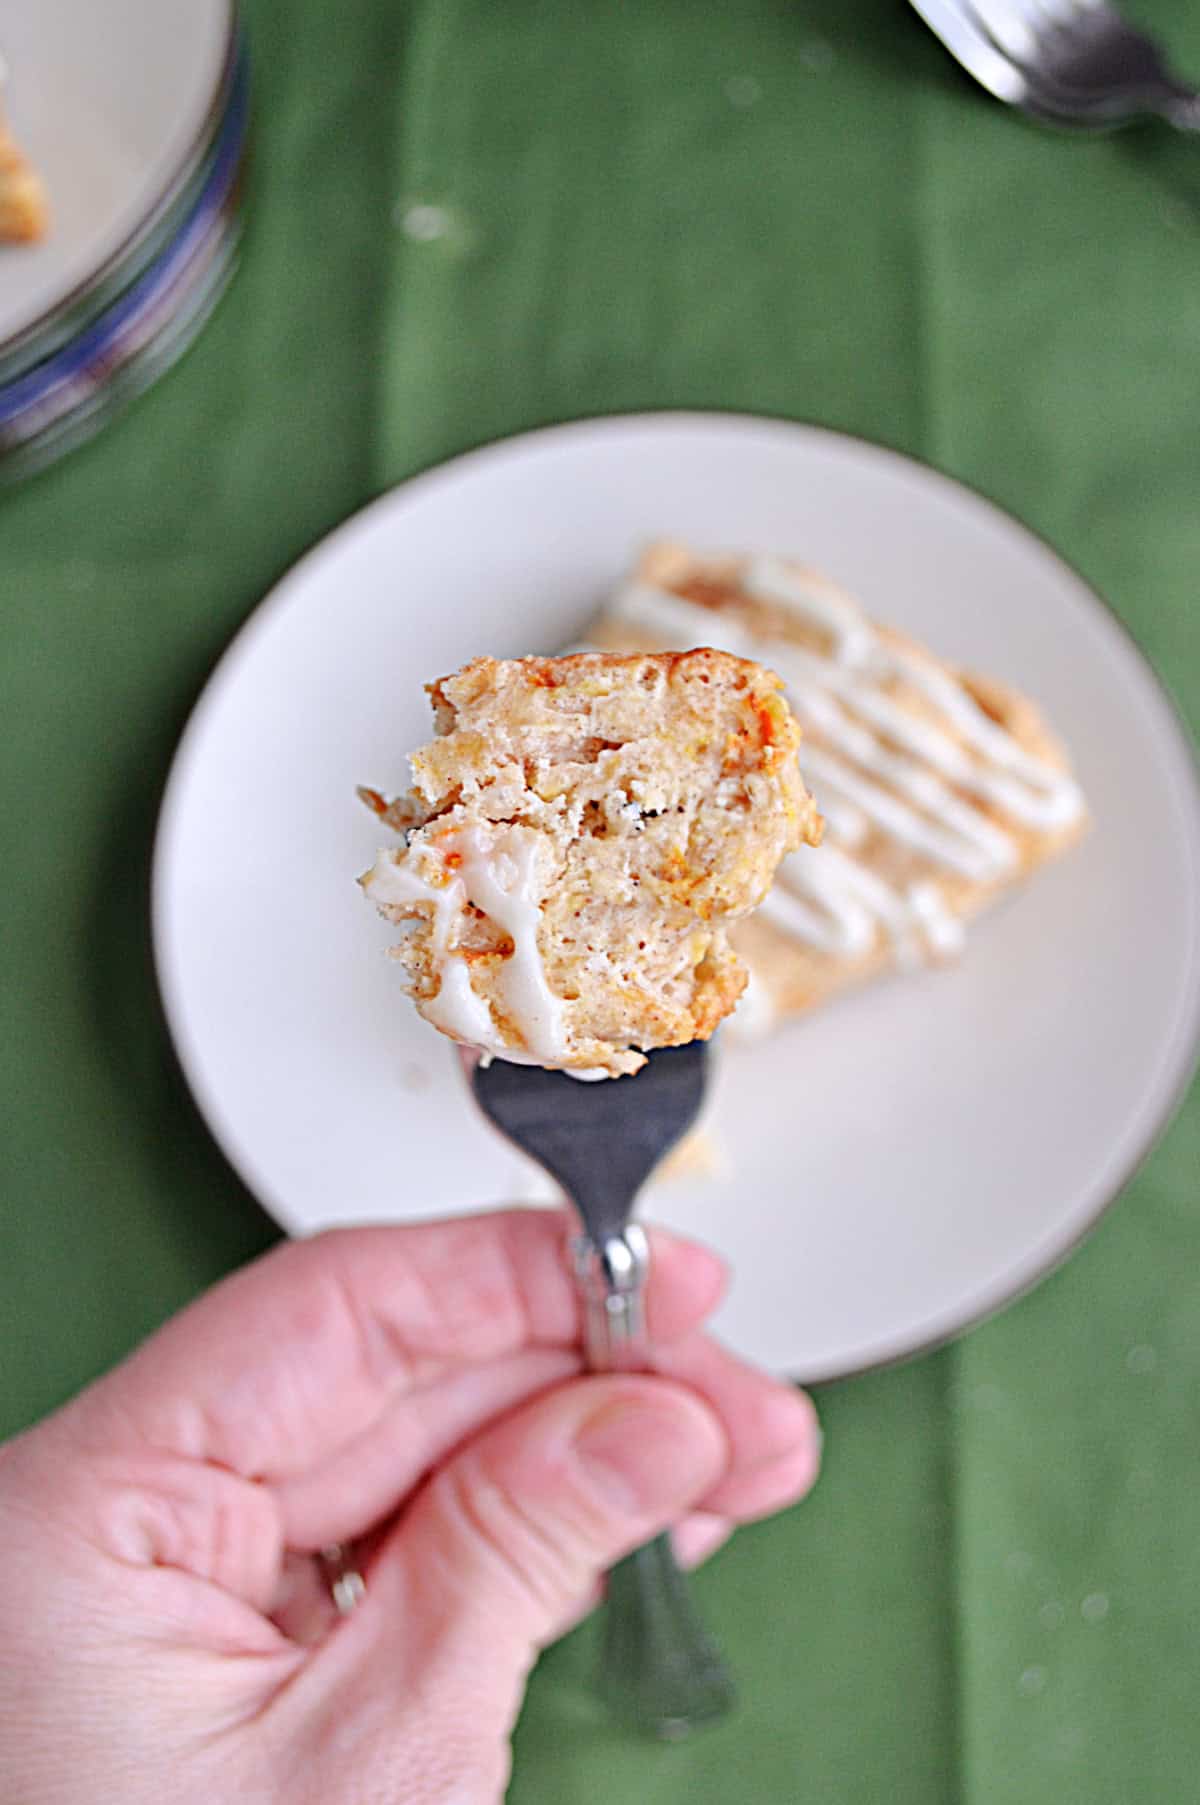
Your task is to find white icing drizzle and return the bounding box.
[451,827,569,1062]
[747,558,1084,832]
[362,848,500,1047]
[887,645,1083,829]
[363,823,570,1065]
[908,881,968,962]
[799,739,1017,883]
[743,557,878,667]
[757,846,883,960]
[607,564,1083,968]
[757,846,964,970]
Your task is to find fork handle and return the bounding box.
[571,1229,736,1736]
[572,1226,651,1369]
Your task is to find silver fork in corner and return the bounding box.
[910,0,1200,133]
[468,1042,735,1739]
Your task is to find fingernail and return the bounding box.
[574,1392,725,1517]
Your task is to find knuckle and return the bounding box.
[434,1451,601,1623]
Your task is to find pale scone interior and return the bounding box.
[361,649,819,1076]
[588,544,1087,1023]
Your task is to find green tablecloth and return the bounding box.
[3,0,1198,1798]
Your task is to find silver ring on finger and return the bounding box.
[317,1542,367,1615]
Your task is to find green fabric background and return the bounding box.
[2,1,1198,1798]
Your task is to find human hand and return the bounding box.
[0,1210,820,1804]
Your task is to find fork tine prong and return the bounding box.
[964,0,1043,62]
[1026,0,1093,28]
[912,0,1200,128]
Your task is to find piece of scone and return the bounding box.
[587,543,1087,1026]
[0,65,47,243]
[360,650,820,1076]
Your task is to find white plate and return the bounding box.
[153,415,1200,1381]
[0,0,232,354]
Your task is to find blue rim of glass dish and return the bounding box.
[0,46,248,443]
[0,4,241,386]
[0,201,243,485]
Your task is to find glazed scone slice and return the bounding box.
[360,649,820,1077]
[588,543,1087,1025]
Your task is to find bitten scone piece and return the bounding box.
[360,650,820,1077]
[588,544,1087,1027]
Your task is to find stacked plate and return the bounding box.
[0,0,245,483]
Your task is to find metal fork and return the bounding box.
[910,0,1200,131]
[468,1043,736,1738]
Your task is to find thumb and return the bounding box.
[362,1375,727,1748]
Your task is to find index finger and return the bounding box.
[57,1209,726,1482]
